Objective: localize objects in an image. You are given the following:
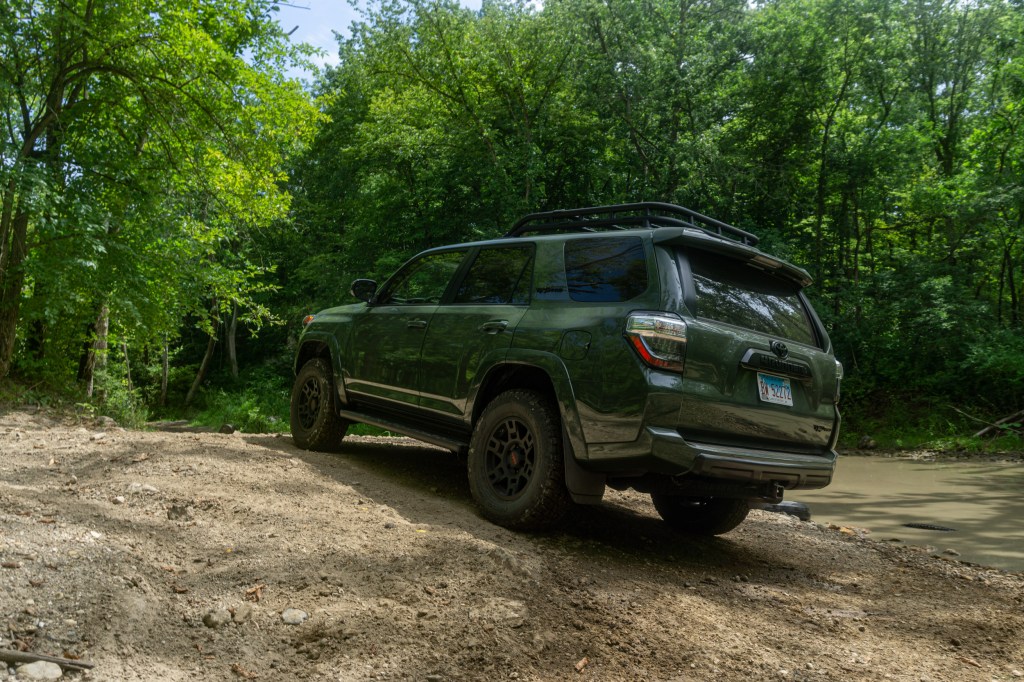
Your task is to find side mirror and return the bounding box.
[351,278,377,303]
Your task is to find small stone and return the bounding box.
[112,496,126,505]
[218,423,236,434]
[202,608,232,628]
[281,608,308,625]
[15,661,63,681]
[167,505,192,521]
[96,416,117,428]
[1010,670,1022,678]
[857,435,877,449]
[89,432,106,442]
[942,548,961,556]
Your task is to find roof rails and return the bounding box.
[505,202,759,246]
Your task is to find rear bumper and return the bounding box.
[648,427,837,489]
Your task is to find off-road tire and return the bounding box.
[290,358,349,451]
[650,494,750,536]
[468,390,571,530]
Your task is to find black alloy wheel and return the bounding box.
[289,358,349,451]
[468,390,571,530]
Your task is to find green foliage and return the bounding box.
[190,366,290,434]
[3,0,1023,446]
[91,366,150,429]
[279,0,1024,443]
[963,330,1024,409]
[0,0,320,389]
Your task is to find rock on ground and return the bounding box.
[15,661,63,681]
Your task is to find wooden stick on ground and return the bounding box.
[972,409,1024,439]
[0,648,95,671]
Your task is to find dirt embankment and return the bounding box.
[1,408,1022,681]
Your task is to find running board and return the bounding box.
[337,409,469,453]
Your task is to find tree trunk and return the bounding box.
[227,301,239,380]
[0,209,30,378]
[186,303,220,407]
[83,306,109,399]
[121,341,133,393]
[160,337,169,408]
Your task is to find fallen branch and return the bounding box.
[971,409,1024,439]
[946,405,1024,438]
[0,648,95,671]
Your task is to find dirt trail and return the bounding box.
[1,408,1022,681]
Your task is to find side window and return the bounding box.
[454,246,534,305]
[564,237,648,302]
[379,250,466,305]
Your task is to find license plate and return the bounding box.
[757,372,793,407]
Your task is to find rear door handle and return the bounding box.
[407,319,428,330]
[479,320,509,334]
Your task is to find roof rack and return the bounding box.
[505,202,759,246]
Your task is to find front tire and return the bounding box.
[650,495,750,536]
[467,390,571,530]
[290,358,349,451]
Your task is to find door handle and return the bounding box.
[407,319,428,329]
[479,320,509,334]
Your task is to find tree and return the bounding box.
[0,0,319,386]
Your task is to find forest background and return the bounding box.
[1,0,1022,449]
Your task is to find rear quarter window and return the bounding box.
[686,249,816,346]
[565,237,648,302]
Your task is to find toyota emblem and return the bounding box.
[770,340,789,359]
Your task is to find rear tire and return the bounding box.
[290,358,349,451]
[467,390,571,530]
[650,494,750,536]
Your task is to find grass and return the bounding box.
[840,402,1023,454]
[185,367,392,437]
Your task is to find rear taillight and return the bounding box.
[624,313,688,372]
[302,315,316,327]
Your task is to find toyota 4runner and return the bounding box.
[290,203,842,534]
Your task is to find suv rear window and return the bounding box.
[565,237,648,302]
[686,250,815,346]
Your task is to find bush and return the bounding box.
[190,366,290,433]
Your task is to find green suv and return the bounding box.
[290,203,842,534]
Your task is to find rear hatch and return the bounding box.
[659,238,840,454]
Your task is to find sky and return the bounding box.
[273,1,356,74]
[273,0,483,78]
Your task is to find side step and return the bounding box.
[337,408,469,453]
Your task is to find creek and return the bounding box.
[791,455,1024,572]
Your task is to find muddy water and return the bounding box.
[791,456,1024,572]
